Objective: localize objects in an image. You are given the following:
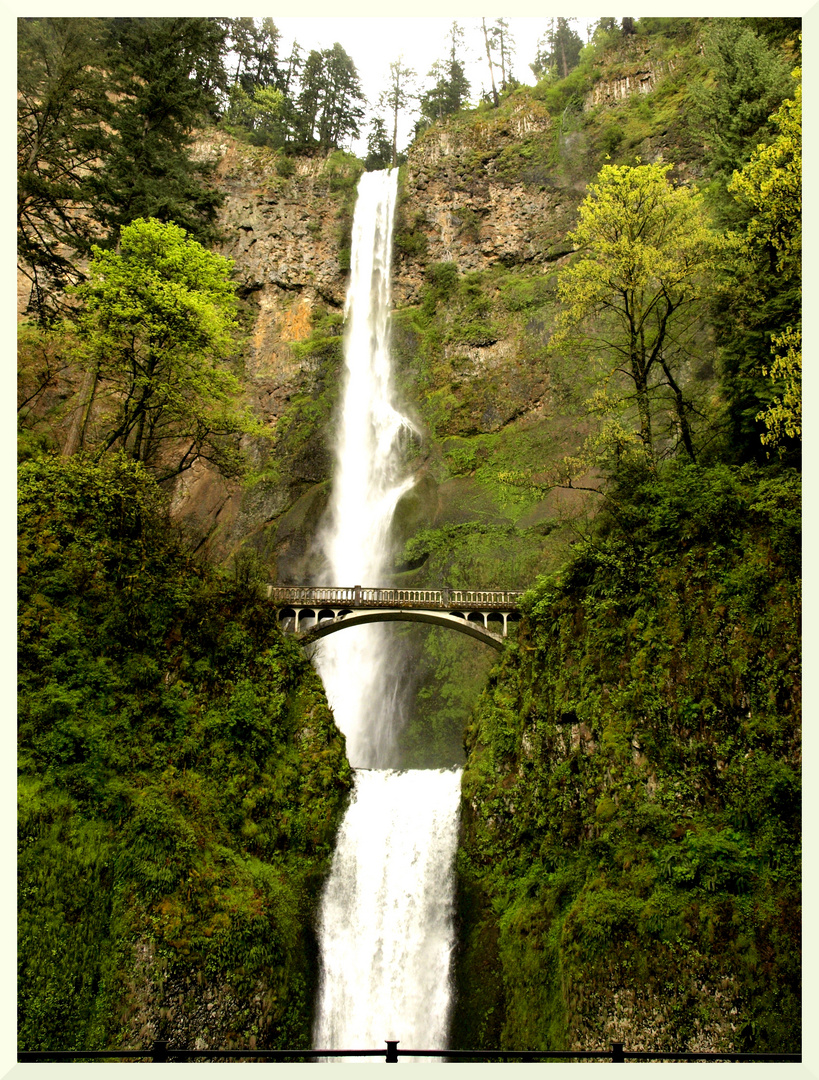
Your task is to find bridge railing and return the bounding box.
[267,586,524,611]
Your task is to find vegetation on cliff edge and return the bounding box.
[454,461,800,1053]
[18,453,351,1052]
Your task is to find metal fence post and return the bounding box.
[385,1040,399,1063]
[611,1042,624,1063]
[151,1040,168,1062]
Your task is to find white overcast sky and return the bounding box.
[272,16,598,154]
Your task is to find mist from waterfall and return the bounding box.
[312,169,461,1055]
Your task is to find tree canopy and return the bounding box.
[295,43,365,153]
[71,217,260,481]
[727,66,801,450]
[17,18,110,318]
[531,18,584,81]
[417,23,471,132]
[550,163,721,468]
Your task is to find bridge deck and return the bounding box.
[267,586,523,612]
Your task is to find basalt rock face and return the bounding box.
[584,40,677,110]
[392,99,581,307]
[172,138,357,568]
[176,107,590,573]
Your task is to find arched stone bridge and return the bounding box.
[267,586,524,651]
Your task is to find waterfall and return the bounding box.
[313,770,461,1053]
[312,170,461,1055]
[314,168,414,768]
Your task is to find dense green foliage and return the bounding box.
[718,64,801,460]
[17,13,801,1057]
[18,455,351,1051]
[17,18,110,313]
[18,17,227,320]
[416,22,471,137]
[92,18,226,242]
[550,162,720,466]
[71,218,259,480]
[455,462,800,1052]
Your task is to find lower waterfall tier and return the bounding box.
[313,768,462,1054]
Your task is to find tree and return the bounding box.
[90,18,227,244]
[223,85,286,146]
[480,18,500,107]
[17,18,110,320]
[70,218,260,481]
[418,22,470,129]
[724,66,801,452]
[365,118,393,171]
[531,18,583,81]
[295,44,364,152]
[380,58,417,168]
[550,163,720,468]
[489,18,515,90]
[224,16,280,94]
[690,19,793,194]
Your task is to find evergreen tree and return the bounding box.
[418,23,470,129]
[489,18,515,90]
[274,40,305,146]
[380,58,417,168]
[17,18,110,321]
[480,18,500,107]
[295,44,364,152]
[91,18,227,244]
[690,19,793,192]
[224,16,281,94]
[365,117,393,171]
[531,18,583,81]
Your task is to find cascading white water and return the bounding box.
[312,170,461,1056]
[313,769,461,1054]
[314,168,415,768]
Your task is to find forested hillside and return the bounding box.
[18,15,800,1055]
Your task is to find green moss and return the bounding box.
[453,463,801,1052]
[18,454,351,1051]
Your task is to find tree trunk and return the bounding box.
[61,367,98,457]
[659,357,696,461]
[392,98,398,169]
[481,19,500,107]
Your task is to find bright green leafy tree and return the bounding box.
[71,217,261,481]
[550,163,720,469]
[729,67,801,449]
[714,63,801,459]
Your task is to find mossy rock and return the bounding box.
[269,481,331,584]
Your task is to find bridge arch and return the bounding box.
[297,609,507,650]
[269,586,523,652]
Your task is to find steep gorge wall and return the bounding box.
[175,51,699,766]
[181,37,695,582]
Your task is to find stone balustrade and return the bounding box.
[267,586,523,611]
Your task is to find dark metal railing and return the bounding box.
[17,1039,802,1063]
